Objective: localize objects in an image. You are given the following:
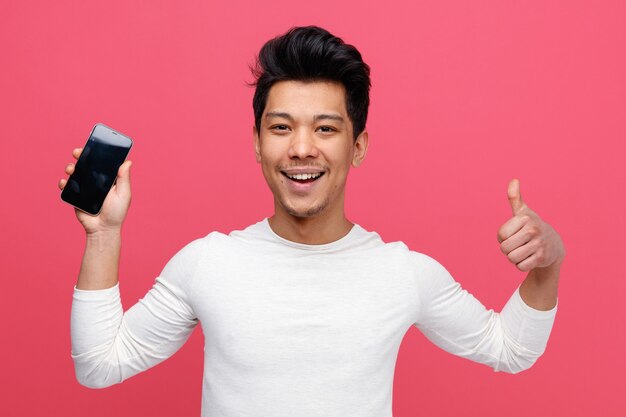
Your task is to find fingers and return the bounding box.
[65,163,75,175]
[507,179,526,215]
[515,255,539,272]
[502,226,545,272]
[499,222,534,254]
[497,215,526,243]
[59,148,83,190]
[499,219,537,270]
[499,181,538,270]
[499,212,542,267]
[72,147,83,160]
[505,238,536,265]
[113,160,133,194]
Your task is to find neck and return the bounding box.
[268,208,353,245]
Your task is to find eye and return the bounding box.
[270,124,290,132]
[317,126,337,133]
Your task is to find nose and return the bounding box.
[288,129,319,159]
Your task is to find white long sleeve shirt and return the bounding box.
[71,219,557,417]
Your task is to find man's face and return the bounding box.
[254,80,368,220]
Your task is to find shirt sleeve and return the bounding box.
[412,253,557,373]
[70,238,206,388]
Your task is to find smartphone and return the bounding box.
[61,123,133,215]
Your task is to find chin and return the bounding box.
[282,198,329,218]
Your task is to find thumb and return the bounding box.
[507,178,525,215]
[115,160,132,194]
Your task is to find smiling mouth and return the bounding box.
[281,172,325,184]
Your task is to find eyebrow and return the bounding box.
[265,112,294,121]
[265,111,345,124]
[314,114,345,124]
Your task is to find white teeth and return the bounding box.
[286,172,322,180]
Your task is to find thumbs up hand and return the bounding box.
[497,179,565,272]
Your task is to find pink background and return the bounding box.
[1,1,624,416]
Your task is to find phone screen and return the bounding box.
[61,124,133,215]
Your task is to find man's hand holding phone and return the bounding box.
[59,147,133,235]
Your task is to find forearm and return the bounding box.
[519,260,561,311]
[71,284,124,387]
[77,229,122,290]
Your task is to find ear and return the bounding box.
[253,125,261,163]
[351,130,369,167]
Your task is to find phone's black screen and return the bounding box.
[61,124,132,215]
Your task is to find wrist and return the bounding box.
[85,228,122,251]
[531,259,562,284]
[86,226,122,239]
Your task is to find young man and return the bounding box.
[60,26,564,417]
